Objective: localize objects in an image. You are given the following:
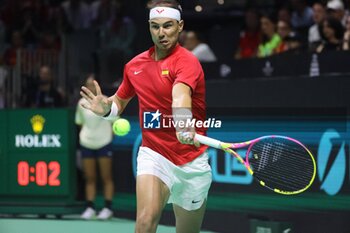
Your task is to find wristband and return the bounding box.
[103,102,119,121]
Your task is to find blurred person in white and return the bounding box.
[327,0,349,27]
[183,30,217,62]
[308,2,327,51]
[75,75,115,220]
[343,15,350,50]
[61,0,91,30]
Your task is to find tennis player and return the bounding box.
[80,0,212,232]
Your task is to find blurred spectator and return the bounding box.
[327,0,349,27]
[183,30,217,62]
[16,6,42,47]
[90,0,116,29]
[37,30,61,53]
[343,15,350,50]
[0,0,22,35]
[278,6,292,24]
[24,65,65,107]
[61,0,91,30]
[97,0,136,59]
[178,30,187,46]
[234,9,261,59]
[3,30,24,67]
[290,0,314,29]
[0,15,6,55]
[275,20,301,54]
[308,2,327,51]
[316,17,345,52]
[47,6,73,35]
[257,13,282,57]
[0,58,7,108]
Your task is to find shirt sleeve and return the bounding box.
[116,65,136,99]
[173,55,203,91]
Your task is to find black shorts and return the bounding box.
[80,143,113,159]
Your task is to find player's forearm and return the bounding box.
[172,83,193,131]
[172,83,192,109]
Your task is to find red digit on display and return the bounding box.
[48,161,61,186]
[36,161,48,186]
[17,161,29,186]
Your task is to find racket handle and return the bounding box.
[195,134,222,149]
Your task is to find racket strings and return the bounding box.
[252,157,312,188]
[251,143,314,170]
[253,166,311,189]
[248,138,314,192]
[252,164,311,191]
[250,143,314,173]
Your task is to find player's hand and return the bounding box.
[176,130,200,147]
[80,80,112,116]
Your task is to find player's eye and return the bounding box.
[151,24,159,29]
[163,23,173,29]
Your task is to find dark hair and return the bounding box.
[313,1,326,8]
[261,12,278,25]
[147,0,182,12]
[260,12,278,44]
[322,17,345,40]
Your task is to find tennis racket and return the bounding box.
[195,134,316,195]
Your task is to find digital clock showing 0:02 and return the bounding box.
[17,161,61,186]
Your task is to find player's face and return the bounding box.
[149,18,184,52]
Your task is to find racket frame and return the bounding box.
[195,134,317,195]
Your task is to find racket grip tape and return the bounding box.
[195,134,222,149]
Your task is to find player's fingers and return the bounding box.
[193,138,200,147]
[93,80,102,96]
[81,86,95,99]
[179,132,194,145]
[80,102,91,110]
[80,90,92,103]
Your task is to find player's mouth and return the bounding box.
[159,40,169,45]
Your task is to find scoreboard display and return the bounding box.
[0,109,79,214]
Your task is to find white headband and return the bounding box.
[149,7,181,21]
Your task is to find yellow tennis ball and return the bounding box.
[113,118,130,136]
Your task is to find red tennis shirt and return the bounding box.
[117,45,208,165]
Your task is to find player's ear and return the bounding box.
[178,20,184,32]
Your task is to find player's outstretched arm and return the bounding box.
[172,83,200,147]
[80,80,112,116]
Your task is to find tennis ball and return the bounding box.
[112,118,131,136]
